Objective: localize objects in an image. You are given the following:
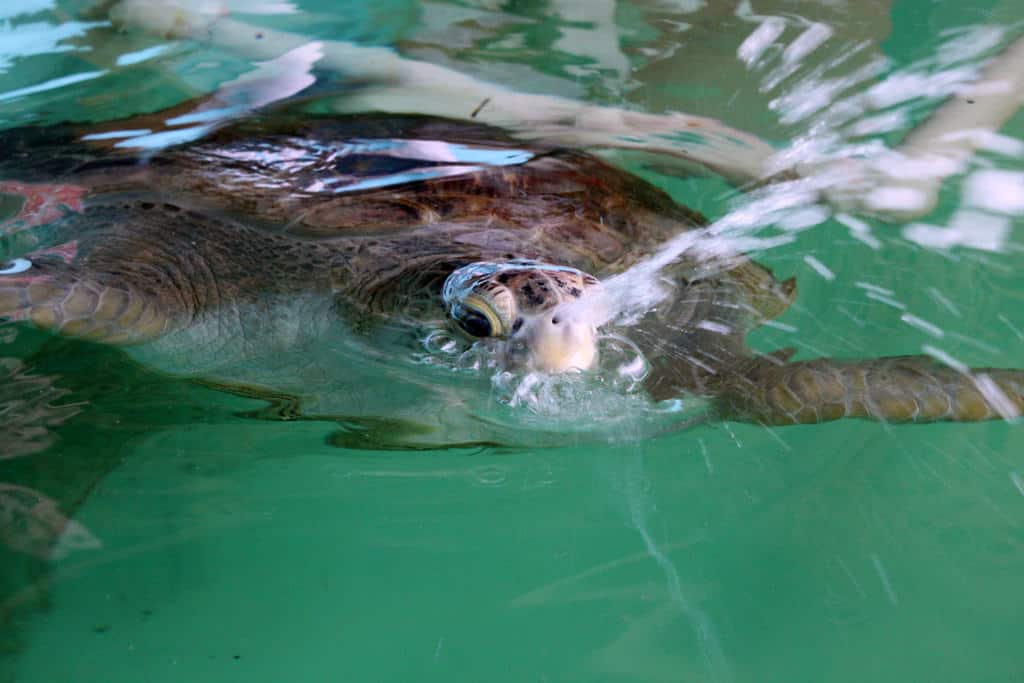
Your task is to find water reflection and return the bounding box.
[0,349,80,462]
[0,483,100,560]
[0,19,103,74]
[0,327,91,564]
[108,41,325,150]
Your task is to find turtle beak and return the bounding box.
[504,306,598,373]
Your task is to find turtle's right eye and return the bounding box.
[456,309,494,337]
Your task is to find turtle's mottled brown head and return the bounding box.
[442,260,603,373]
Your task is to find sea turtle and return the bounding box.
[1,103,1023,448]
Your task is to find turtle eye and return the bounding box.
[456,309,494,337]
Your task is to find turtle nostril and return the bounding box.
[551,316,560,325]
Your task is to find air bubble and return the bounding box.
[473,465,507,486]
[422,330,461,355]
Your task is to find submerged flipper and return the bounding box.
[0,231,174,345]
[720,355,1024,425]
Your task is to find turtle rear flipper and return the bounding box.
[720,355,1024,425]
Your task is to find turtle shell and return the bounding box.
[134,114,710,270]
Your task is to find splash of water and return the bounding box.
[414,317,715,444]
[491,333,648,410]
[418,323,662,416]
[573,20,1023,341]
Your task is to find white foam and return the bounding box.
[964,170,1024,214]
[777,205,831,231]
[866,187,930,214]
[847,110,908,137]
[782,22,833,66]
[738,17,786,67]
[936,25,1005,66]
[942,129,1024,158]
[866,66,979,109]
[903,210,1010,252]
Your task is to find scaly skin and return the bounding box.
[721,356,1024,424]
[1,199,340,344]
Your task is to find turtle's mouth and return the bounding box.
[502,306,599,373]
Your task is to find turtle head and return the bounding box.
[442,260,604,373]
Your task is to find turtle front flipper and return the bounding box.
[0,244,173,345]
[718,355,1024,425]
[0,200,232,345]
[2,199,338,347]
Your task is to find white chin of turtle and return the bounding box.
[505,291,621,374]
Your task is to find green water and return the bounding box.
[2,1,1024,681]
